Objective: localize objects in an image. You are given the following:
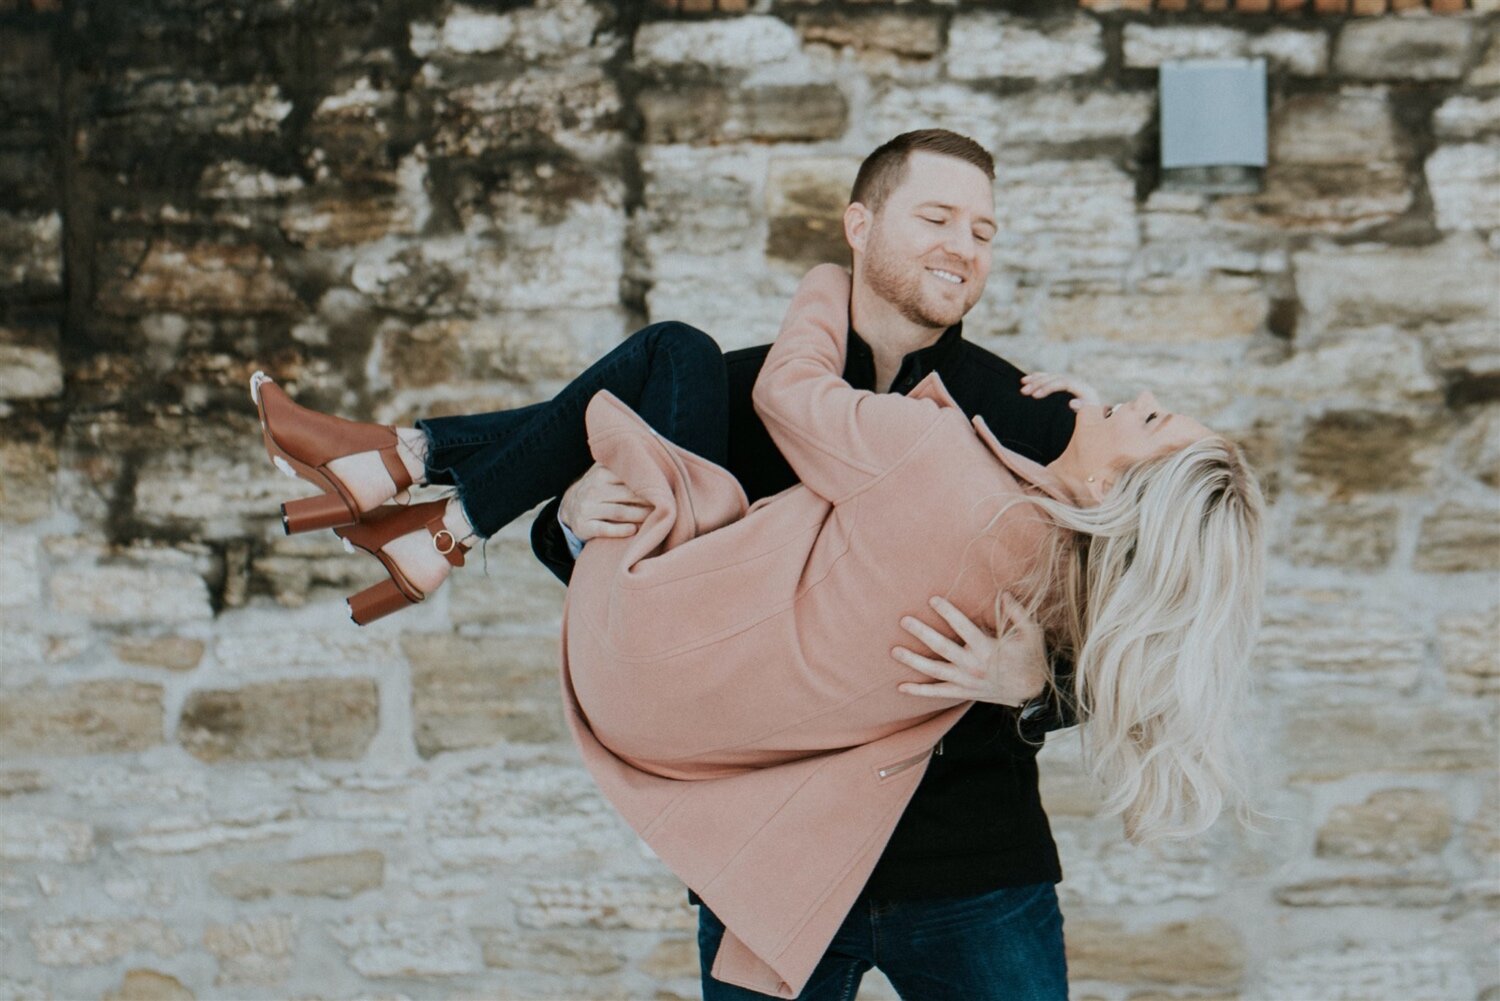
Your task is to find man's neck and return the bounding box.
[850,280,947,393]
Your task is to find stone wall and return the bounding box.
[0,0,1496,998]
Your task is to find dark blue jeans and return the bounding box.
[698,883,1068,1001]
[415,321,728,538]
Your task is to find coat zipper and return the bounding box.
[876,747,935,780]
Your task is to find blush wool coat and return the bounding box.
[560,264,1071,997]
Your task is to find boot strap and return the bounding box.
[428,516,469,567]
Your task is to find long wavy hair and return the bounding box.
[998,436,1266,844]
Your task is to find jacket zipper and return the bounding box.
[877,747,935,780]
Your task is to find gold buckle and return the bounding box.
[432,529,457,556]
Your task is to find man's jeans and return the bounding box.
[697,882,1068,1001]
[415,321,727,538]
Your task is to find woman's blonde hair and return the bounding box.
[1005,436,1266,844]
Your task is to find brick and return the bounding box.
[514,879,695,932]
[1433,95,1500,141]
[1237,0,1272,10]
[797,10,943,60]
[203,914,296,986]
[94,240,302,317]
[51,562,213,624]
[329,914,483,977]
[1414,501,1500,572]
[1314,0,1349,11]
[636,16,801,71]
[210,850,384,900]
[405,633,566,755]
[0,681,164,756]
[1351,0,1388,12]
[177,678,379,762]
[1425,143,1500,232]
[1277,0,1310,9]
[1039,286,1269,343]
[30,918,183,966]
[1124,25,1249,68]
[1294,238,1498,339]
[111,636,205,672]
[1255,590,1425,687]
[1294,410,1444,495]
[0,325,62,401]
[639,81,847,144]
[1316,789,1453,860]
[947,15,1104,80]
[1283,705,1495,780]
[1066,918,1243,986]
[765,156,862,271]
[1430,0,1467,11]
[1284,503,1399,569]
[476,929,626,975]
[1335,18,1474,81]
[1438,605,1499,696]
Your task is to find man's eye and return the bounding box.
[1105,405,1117,418]
[921,216,944,224]
[974,232,993,243]
[1146,412,1159,423]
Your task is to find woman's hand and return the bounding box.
[559,462,651,541]
[893,594,1048,708]
[1020,371,1102,410]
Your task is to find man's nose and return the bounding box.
[941,226,979,262]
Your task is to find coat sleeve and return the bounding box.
[751,264,945,505]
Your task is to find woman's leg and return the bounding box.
[415,320,728,539]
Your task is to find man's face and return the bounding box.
[856,151,996,330]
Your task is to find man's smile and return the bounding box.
[927,267,965,285]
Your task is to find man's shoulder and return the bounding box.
[724,343,772,368]
[951,337,1027,381]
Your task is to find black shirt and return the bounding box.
[531,320,1079,900]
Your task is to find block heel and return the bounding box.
[282,492,358,535]
[334,499,471,626]
[347,578,415,625]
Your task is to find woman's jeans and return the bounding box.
[415,321,728,539]
[697,883,1068,1001]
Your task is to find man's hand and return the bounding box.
[559,462,651,542]
[1020,371,1102,409]
[892,594,1048,708]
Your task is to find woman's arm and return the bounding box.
[751,264,946,504]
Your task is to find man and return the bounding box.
[531,130,1076,1000]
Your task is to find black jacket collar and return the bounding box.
[844,322,965,393]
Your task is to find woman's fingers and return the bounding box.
[898,680,972,700]
[1021,372,1102,406]
[997,592,1041,638]
[891,646,961,682]
[898,615,970,666]
[582,520,637,538]
[927,596,989,650]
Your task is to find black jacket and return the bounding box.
[531,321,1079,899]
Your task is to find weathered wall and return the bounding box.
[0,0,1496,998]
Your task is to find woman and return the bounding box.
[252,264,1265,997]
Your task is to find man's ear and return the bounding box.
[843,202,871,254]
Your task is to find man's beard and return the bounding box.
[862,230,972,329]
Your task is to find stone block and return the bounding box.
[1039,284,1268,343]
[1272,90,1405,166]
[279,195,416,248]
[1065,917,1243,986]
[329,913,483,977]
[1438,604,1499,696]
[1455,408,1500,488]
[0,769,46,796]
[1260,329,1441,405]
[102,968,195,1000]
[1123,25,1249,67]
[797,10,943,60]
[94,239,302,317]
[120,806,302,855]
[1316,788,1453,860]
[0,325,62,401]
[50,562,213,624]
[1282,705,1494,780]
[1334,18,1474,81]
[1063,350,1235,419]
[1421,321,1500,385]
[0,812,93,862]
[1274,873,1455,907]
[409,0,608,63]
[0,436,58,524]
[1295,410,1443,495]
[1284,502,1399,569]
[1426,143,1500,232]
[640,81,847,145]
[210,849,384,900]
[177,678,379,762]
[1294,238,1499,339]
[635,16,802,72]
[994,160,1139,283]
[947,15,1104,80]
[0,211,61,291]
[111,636,205,672]
[1470,35,1500,86]
[513,879,696,932]
[1434,94,1500,140]
[1248,28,1331,76]
[765,156,861,271]
[1255,590,1425,687]
[871,85,1151,152]
[405,633,566,755]
[1262,944,1474,1000]
[30,918,183,966]
[1414,500,1500,572]
[429,68,623,160]
[203,914,295,986]
[198,160,305,201]
[1052,828,1220,907]
[1215,161,1412,233]
[0,680,164,756]
[476,929,627,974]
[90,78,291,149]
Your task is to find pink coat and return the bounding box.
[560,264,1068,997]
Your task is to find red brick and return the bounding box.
[1313,0,1349,11]
[1200,0,1231,10]
[1390,0,1424,9]
[1276,0,1311,10]
[1351,0,1388,12]
[1158,0,1190,9]
[1237,0,1272,10]
[1429,0,1467,11]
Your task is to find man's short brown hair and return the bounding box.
[849,129,996,214]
